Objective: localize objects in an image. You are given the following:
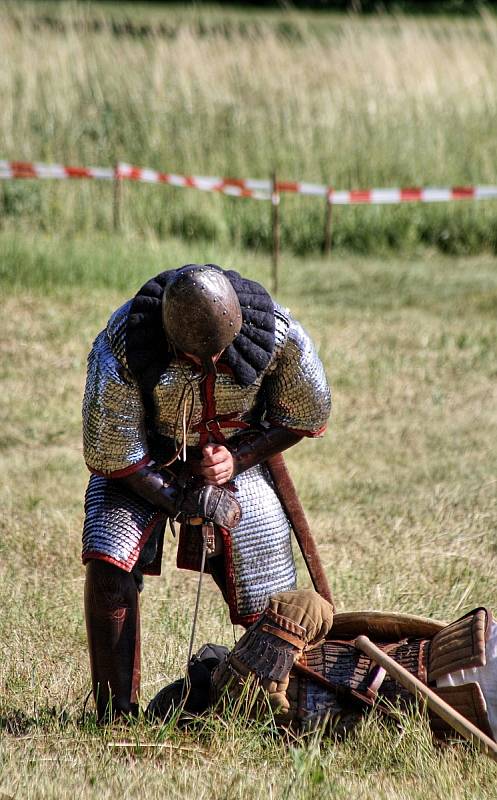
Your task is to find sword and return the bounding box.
[185,522,215,671]
[266,453,335,611]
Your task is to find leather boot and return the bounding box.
[84,559,140,722]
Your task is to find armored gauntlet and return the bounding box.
[120,466,241,530]
[181,484,242,530]
[212,589,334,718]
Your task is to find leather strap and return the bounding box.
[261,623,305,650]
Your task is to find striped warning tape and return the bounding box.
[2,159,497,205]
[0,160,114,181]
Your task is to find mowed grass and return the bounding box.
[1,232,497,798]
[3,3,497,254]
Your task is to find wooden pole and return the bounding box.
[323,188,333,257]
[113,162,122,232]
[355,635,497,763]
[271,171,280,294]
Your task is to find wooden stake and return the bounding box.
[271,171,280,294]
[323,189,333,257]
[113,162,122,232]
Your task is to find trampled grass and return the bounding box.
[2,3,497,254]
[1,232,497,797]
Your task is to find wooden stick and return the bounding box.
[355,635,497,763]
[323,189,333,256]
[113,162,122,232]
[271,171,280,294]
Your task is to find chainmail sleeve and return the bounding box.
[263,310,331,436]
[82,302,149,476]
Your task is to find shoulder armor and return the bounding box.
[268,304,291,368]
[263,312,331,435]
[107,300,132,369]
[82,327,147,475]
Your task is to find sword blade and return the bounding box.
[186,526,209,670]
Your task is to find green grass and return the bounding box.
[1,232,497,797]
[3,3,497,254]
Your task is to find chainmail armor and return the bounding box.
[82,276,330,620]
[82,329,148,475]
[231,464,296,619]
[83,302,330,472]
[264,317,331,433]
[82,474,165,569]
[107,300,132,369]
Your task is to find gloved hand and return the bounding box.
[119,465,241,530]
[180,483,242,530]
[212,589,334,718]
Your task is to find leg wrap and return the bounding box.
[84,560,140,721]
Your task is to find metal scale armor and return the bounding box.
[82,266,331,625]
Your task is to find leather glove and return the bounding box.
[119,466,241,529]
[212,589,334,718]
[180,484,242,530]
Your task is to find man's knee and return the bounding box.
[85,559,137,611]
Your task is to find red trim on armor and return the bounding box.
[195,372,223,446]
[234,611,262,628]
[82,511,166,573]
[82,551,134,571]
[265,421,328,439]
[87,455,151,479]
[194,373,252,447]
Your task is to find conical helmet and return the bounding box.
[162,264,242,370]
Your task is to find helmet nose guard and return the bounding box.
[162,265,242,365]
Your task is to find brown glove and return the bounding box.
[212,589,334,718]
[181,483,242,530]
[120,466,242,530]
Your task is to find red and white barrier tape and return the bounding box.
[0,160,114,181]
[116,163,270,200]
[2,159,497,205]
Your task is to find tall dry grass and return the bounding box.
[1,231,497,796]
[2,4,497,252]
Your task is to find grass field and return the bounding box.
[1,231,497,798]
[3,2,497,254]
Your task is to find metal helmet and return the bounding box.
[162,265,242,371]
